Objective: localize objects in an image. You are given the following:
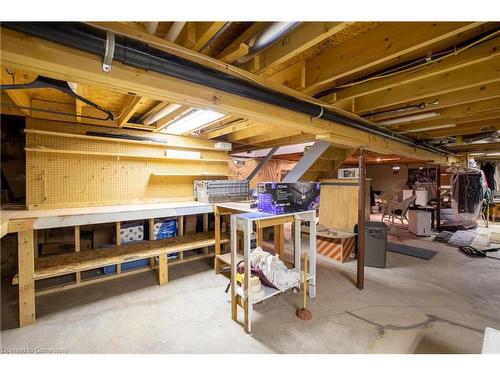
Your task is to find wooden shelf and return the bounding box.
[25,147,229,163]
[25,128,223,151]
[30,232,229,281]
[151,172,229,177]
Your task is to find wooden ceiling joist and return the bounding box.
[117,95,143,127]
[0,27,450,163]
[247,22,352,74]
[1,66,31,116]
[330,34,500,104]
[303,22,485,95]
[355,58,500,114]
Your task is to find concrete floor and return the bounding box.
[1,217,499,353]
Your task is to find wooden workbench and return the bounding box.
[1,201,222,327]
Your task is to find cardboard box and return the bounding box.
[116,221,144,244]
[257,182,320,214]
[40,239,92,256]
[93,224,114,248]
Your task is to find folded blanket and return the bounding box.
[250,248,302,292]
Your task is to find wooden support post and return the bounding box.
[436,165,441,230]
[115,222,121,274]
[214,206,221,273]
[18,230,35,327]
[75,225,81,283]
[158,253,168,285]
[149,218,155,268]
[357,148,366,290]
[203,213,209,255]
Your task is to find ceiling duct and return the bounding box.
[236,22,301,64]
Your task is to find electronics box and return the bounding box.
[338,168,359,179]
[257,182,320,214]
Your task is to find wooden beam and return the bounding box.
[355,59,500,114]
[304,22,485,95]
[1,27,448,163]
[397,110,500,132]
[361,81,500,121]
[118,95,143,127]
[1,66,31,116]
[18,230,35,327]
[216,23,268,61]
[217,43,249,64]
[226,124,273,142]
[331,35,500,103]
[376,97,500,125]
[204,119,250,139]
[416,120,500,137]
[178,22,226,52]
[153,105,192,132]
[250,22,352,74]
[269,61,306,90]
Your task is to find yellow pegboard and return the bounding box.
[26,119,229,209]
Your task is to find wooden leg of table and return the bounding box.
[214,207,221,273]
[18,230,35,327]
[256,222,263,248]
[273,224,285,261]
[158,253,168,285]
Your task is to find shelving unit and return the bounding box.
[230,210,317,333]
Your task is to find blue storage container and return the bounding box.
[154,218,178,260]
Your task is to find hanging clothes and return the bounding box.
[481,162,496,190]
[494,162,500,193]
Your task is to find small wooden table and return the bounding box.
[230,210,317,333]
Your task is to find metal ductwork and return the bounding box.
[236,22,301,64]
[2,22,451,156]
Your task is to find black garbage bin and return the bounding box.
[354,221,388,268]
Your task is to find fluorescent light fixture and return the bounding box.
[166,149,201,160]
[486,152,500,156]
[163,109,225,135]
[143,103,182,125]
[378,112,440,126]
[406,124,456,133]
[469,152,485,156]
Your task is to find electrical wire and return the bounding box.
[329,29,500,91]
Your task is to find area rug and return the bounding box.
[387,242,438,260]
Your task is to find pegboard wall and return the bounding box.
[25,118,229,210]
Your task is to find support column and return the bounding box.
[357,148,366,290]
[75,226,81,283]
[18,230,35,327]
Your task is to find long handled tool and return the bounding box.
[296,252,312,320]
[459,246,500,260]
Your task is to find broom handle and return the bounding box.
[303,252,309,309]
